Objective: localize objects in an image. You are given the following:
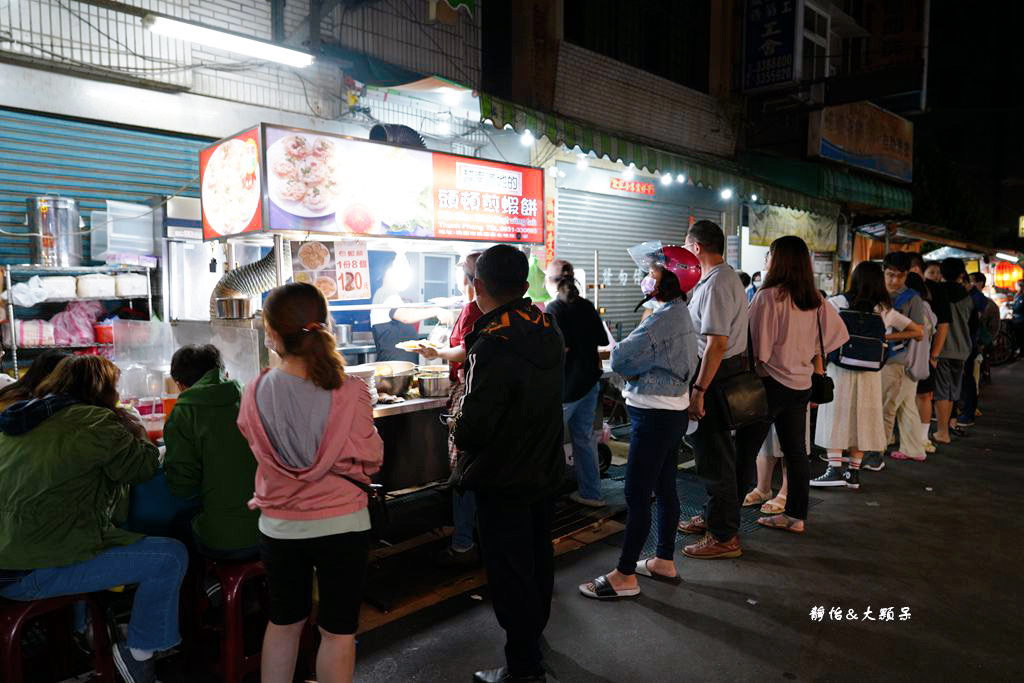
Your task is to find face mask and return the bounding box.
[640,275,658,296]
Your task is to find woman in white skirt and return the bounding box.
[811,261,922,491]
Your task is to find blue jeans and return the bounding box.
[617,406,687,575]
[564,382,603,501]
[0,536,187,651]
[452,489,477,552]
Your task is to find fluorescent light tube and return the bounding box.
[143,14,314,68]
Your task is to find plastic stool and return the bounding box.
[209,558,266,683]
[0,594,115,682]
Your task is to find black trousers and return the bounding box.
[735,377,812,520]
[475,492,555,677]
[690,355,746,541]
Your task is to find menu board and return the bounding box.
[259,124,544,243]
[291,240,371,301]
[199,127,262,239]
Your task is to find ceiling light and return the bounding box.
[442,91,461,106]
[996,252,1019,263]
[576,156,589,170]
[437,120,451,135]
[750,193,758,202]
[676,173,686,184]
[143,14,314,68]
[720,188,734,200]
[623,165,635,180]
[660,173,673,186]
[520,129,534,146]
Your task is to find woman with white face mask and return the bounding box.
[579,245,699,600]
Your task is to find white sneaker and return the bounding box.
[569,491,606,508]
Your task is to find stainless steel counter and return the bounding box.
[372,396,448,419]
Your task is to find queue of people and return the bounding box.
[0,232,1013,683]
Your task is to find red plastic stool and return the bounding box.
[209,558,266,683]
[0,594,115,682]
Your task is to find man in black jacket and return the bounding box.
[453,244,565,683]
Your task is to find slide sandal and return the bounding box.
[635,559,681,585]
[579,575,640,600]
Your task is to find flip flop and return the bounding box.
[578,574,640,600]
[635,559,681,585]
[756,514,805,534]
[760,495,787,515]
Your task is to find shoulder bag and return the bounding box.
[340,474,390,540]
[713,330,770,431]
[811,307,835,405]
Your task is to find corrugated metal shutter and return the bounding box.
[0,108,210,265]
[555,189,722,339]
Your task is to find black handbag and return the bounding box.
[811,308,835,405]
[713,331,770,431]
[340,474,390,539]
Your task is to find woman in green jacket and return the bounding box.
[0,356,187,683]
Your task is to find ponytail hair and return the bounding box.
[263,283,346,390]
[548,259,580,303]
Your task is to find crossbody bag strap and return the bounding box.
[340,474,384,497]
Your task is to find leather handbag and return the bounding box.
[340,474,390,539]
[811,308,835,405]
[713,331,770,431]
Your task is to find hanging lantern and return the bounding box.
[993,261,1023,289]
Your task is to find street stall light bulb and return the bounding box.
[143,14,314,67]
[720,188,734,200]
[623,165,635,180]
[996,252,1019,263]
[676,174,686,184]
[577,156,589,170]
[750,193,758,202]
[520,129,534,146]
[661,173,673,186]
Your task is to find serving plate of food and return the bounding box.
[395,339,443,352]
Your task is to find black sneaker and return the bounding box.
[862,452,885,471]
[843,469,860,490]
[113,642,155,683]
[810,466,846,487]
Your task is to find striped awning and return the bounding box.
[479,93,840,217]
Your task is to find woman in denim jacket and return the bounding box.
[580,254,698,599]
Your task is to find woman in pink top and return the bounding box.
[237,283,383,683]
[735,236,848,534]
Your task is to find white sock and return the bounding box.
[920,423,930,441]
[129,647,153,661]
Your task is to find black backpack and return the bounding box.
[828,309,887,371]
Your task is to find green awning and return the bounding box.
[480,94,839,217]
[742,152,912,215]
[444,0,476,14]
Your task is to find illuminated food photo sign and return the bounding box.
[199,124,544,244]
[199,127,263,240]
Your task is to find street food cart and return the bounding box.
[189,122,545,543]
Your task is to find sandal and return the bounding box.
[760,495,787,515]
[635,559,681,585]
[742,488,772,507]
[756,514,805,534]
[578,574,640,600]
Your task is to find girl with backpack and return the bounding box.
[812,262,923,491]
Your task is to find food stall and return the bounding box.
[190,122,545,543]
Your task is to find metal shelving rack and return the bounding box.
[3,264,153,374]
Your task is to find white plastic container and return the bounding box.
[115,273,148,297]
[77,274,116,298]
[38,276,77,300]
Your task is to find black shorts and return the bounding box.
[917,370,935,395]
[258,530,371,635]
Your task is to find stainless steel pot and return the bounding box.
[351,361,415,396]
[215,297,253,319]
[417,373,451,397]
[335,323,352,344]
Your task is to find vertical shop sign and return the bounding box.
[544,196,556,264]
[743,0,801,92]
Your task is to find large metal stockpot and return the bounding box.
[27,196,83,267]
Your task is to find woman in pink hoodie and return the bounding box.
[237,282,383,683]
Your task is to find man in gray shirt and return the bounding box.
[678,220,749,559]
